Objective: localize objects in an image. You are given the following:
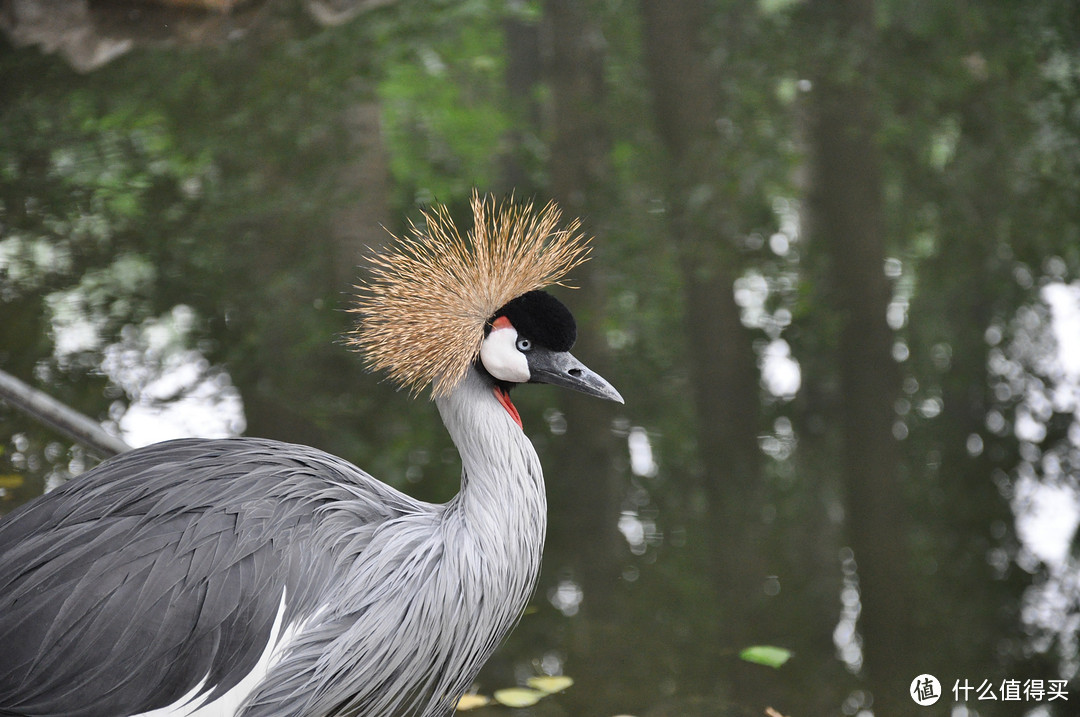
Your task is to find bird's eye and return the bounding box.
[516,337,532,352]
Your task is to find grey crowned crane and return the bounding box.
[0,193,622,717]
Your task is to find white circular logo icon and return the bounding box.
[910,674,941,706]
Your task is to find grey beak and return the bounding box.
[527,348,624,404]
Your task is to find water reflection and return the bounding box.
[834,547,864,674]
[547,579,583,618]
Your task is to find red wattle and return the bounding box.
[493,387,523,429]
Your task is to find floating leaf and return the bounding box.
[456,694,492,711]
[739,645,792,668]
[527,675,574,694]
[493,687,544,708]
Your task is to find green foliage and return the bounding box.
[379,11,511,203]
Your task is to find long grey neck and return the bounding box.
[435,368,547,590]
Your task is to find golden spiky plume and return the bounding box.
[349,191,591,397]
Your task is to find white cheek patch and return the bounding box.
[480,326,531,383]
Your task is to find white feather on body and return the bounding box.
[132,590,299,717]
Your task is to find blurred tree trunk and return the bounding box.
[329,101,391,289]
[499,10,541,194]
[639,0,770,705]
[237,97,391,452]
[537,1,627,711]
[906,18,1037,686]
[803,0,916,711]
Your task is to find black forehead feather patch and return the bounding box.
[490,290,577,352]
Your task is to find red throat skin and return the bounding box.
[494,386,522,429]
[490,315,522,427]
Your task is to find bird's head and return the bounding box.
[349,192,621,417]
[480,290,621,403]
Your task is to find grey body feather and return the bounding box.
[0,369,545,717]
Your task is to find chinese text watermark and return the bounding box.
[911,674,1069,706]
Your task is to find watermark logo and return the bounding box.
[911,675,1070,706]
[911,674,942,706]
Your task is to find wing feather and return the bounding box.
[0,436,415,717]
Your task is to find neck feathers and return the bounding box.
[436,367,546,585]
[436,368,546,539]
[426,368,547,710]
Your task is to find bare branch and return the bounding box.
[0,368,130,458]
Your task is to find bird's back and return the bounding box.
[0,436,425,717]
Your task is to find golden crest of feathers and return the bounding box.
[349,191,591,397]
